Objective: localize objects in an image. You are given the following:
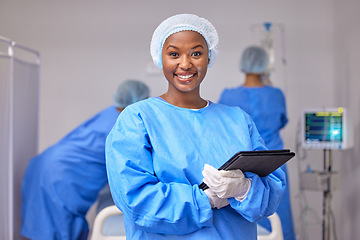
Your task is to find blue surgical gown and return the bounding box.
[21,106,119,240]
[218,85,295,240]
[105,97,286,240]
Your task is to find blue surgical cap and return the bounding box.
[150,13,219,69]
[113,80,150,108]
[240,46,269,74]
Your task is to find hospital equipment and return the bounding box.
[257,213,284,240]
[259,22,275,72]
[250,22,286,71]
[90,205,284,240]
[299,107,353,240]
[0,36,40,240]
[301,107,353,150]
[300,150,339,240]
[250,22,287,89]
[91,205,126,240]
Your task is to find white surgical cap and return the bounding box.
[150,13,219,69]
[113,80,150,108]
[240,46,269,74]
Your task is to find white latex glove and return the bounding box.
[202,164,251,200]
[204,188,229,209]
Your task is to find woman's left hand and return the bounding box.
[202,164,251,199]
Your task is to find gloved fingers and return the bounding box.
[218,169,245,179]
[203,164,248,199]
[203,164,221,178]
[204,164,244,179]
[203,164,235,198]
[204,163,217,171]
[202,170,224,188]
[203,174,229,198]
[202,164,224,186]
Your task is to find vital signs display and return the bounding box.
[302,108,353,149]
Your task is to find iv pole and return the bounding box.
[322,149,332,240]
[249,22,287,94]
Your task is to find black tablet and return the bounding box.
[199,149,295,190]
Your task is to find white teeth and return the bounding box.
[177,74,194,80]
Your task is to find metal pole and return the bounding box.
[322,149,332,240]
[322,149,326,240]
[0,36,40,240]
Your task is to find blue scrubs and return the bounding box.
[219,85,295,240]
[106,97,286,240]
[21,106,119,240]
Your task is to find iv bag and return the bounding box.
[250,22,286,87]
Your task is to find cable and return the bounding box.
[330,208,338,240]
[298,189,322,240]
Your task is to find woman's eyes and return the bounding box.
[169,52,179,57]
[167,51,203,58]
[192,51,202,57]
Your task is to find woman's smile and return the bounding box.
[175,72,197,83]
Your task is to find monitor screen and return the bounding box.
[302,108,352,149]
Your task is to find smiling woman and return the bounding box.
[160,31,209,109]
[105,13,286,240]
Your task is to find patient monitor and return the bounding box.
[302,107,353,150]
[301,107,353,240]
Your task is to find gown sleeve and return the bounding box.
[227,113,286,222]
[105,107,213,235]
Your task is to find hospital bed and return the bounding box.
[90,205,284,240]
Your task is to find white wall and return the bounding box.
[333,0,360,239]
[2,0,355,239]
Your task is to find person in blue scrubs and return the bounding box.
[218,46,295,240]
[105,14,286,240]
[21,80,150,240]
